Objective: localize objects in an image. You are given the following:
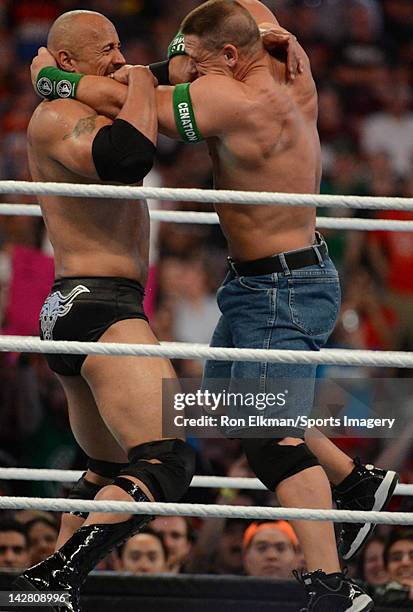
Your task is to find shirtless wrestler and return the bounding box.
[28,2,398,609]
[14,11,196,611]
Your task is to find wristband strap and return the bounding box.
[168,31,186,59]
[148,60,171,86]
[36,67,84,100]
[173,83,204,144]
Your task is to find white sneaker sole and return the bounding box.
[343,470,399,560]
[345,594,374,612]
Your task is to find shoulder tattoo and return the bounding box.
[63,115,97,140]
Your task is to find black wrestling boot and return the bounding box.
[295,569,373,611]
[333,457,399,560]
[13,478,152,612]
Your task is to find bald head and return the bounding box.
[48,10,113,55]
[47,10,125,76]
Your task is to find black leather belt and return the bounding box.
[227,241,328,276]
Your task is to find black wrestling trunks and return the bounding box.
[39,277,148,376]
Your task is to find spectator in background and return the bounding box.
[357,535,388,586]
[0,519,30,571]
[361,85,413,180]
[385,530,413,591]
[370,529,413,606]
[151,516,193,573]
[367,210,413,350]
[333,1,386,118]
[172,256,220,346]
[186,517,248,576]
[317,88,353,173]
[26,516,58,565]
[242,521,299,579]
[118,528,168,575]
[339,267,398,351]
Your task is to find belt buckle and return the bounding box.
[227,257,238,276]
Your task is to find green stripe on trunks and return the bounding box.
[173,83,204,144]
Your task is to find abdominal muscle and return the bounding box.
[29,157,150,284]
[216,203,316,260]
[42,195,150,284]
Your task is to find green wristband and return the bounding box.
[173,83,204,144]
[36,67,84,100]
[167,31,186,59]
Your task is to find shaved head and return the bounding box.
[48,10,114,55]
[46,10,125,77]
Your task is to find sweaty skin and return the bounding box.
[164,58,319,260]
[27,13,156,283]
[156,27,320,259]
[50,6,319,260]
[204,0,319,258]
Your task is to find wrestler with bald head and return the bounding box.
[14,10,197,611]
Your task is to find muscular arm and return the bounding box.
[29,67,157,181]
[75,76,127,120]
[156,76,244,141]
[238,0,312,86]
[58,70,250,141]
[28,100,112,180]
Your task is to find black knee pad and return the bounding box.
[121,439,196,502]
[68,458,127,519]
[242,438,319,490]
[87,458,128,479]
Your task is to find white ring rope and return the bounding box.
[1,204,413,232]
[0,181,413,210]
[0,496,411,525]
[1,336,412,367]
[0,468,411,496]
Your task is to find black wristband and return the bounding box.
[148,60,170,86]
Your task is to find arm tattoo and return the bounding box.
[63,115,97,140]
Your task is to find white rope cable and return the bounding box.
[0,181,413,210]
[1,336,412,367]
[0,468,411,496]
[1,204,413,232]
[0,496,411,524]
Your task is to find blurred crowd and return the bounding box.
[0,0,412,605]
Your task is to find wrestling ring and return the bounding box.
[0,180,413,528]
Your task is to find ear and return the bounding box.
[222,44,239,69]
[55,50,76,73]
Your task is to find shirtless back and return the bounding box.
[159,0,320,259]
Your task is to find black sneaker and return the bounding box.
[295,569,373,612]
[333,457,399,560]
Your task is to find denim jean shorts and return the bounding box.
[203,248,341,435]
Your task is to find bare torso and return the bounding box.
[208,54,320,260]
[27,99,149,284]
